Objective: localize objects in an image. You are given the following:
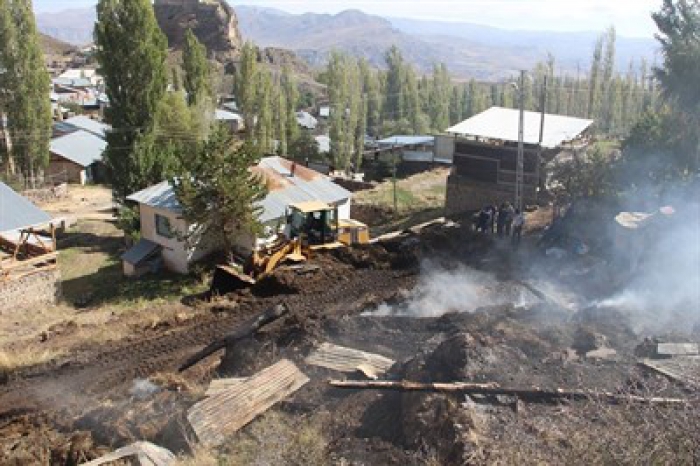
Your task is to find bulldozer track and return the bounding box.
[0,268,415,425]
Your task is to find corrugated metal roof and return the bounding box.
[52,77,93,88]
[0,182,52,233]
[215,109,243,121]
[62,116,110,138]
[446,106,593,149]
[127,157,351,225]
[296,111,318,129]
[222,101,238,112]
[121,238,161,265]
[50,130,106,167]
[377,135,434,146]
[126,180,182,213]
[318,106,330,118]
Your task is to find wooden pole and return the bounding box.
[179,304,289,372]
[328,380,689,406]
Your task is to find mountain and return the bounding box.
[36,8,96,45]
[236,6,658,80]
[40,33,79,57]
[35,4,659,81]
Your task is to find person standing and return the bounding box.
[504,203,515,236]
[496,203,507,237]
[512,209,524,247]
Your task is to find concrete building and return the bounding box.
[443,107,593,215]
[48,130,107,185]
[122,156,353,275]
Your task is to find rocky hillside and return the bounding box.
[154,0,242,64]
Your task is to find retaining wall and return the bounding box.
[0,268,61,315]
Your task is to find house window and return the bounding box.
[155,213,174,239]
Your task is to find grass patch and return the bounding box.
[0,348,65,373]
[58,219,208,308]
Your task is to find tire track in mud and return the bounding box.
[0,268,416,423]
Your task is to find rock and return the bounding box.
[572,327,608,355]
[154,0,242,63]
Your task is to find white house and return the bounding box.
[296,111,318,130]
[122,156,353,275]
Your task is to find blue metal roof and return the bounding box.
[50,130,106,167]
[377,135,435,146]
[52,77,93,88]
[0,182,52,233]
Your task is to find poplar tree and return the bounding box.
[587,36,604,119]
[182,29,211,107]
[236,42,258,138]
[0,0,51,180]
[276,83,288,156]
[384,46,405,122]
[281,66,299,146]
[95,0,169,201]
[254,70,273,154]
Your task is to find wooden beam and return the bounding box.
[328,380,689,406]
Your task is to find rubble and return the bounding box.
[81,441,175,466]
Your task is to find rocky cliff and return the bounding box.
[154,0,242,63]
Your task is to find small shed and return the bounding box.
[49,130,107,184]
[215,109,244,132]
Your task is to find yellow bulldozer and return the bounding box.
[211,201,370,294]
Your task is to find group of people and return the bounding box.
[476,202,525,246]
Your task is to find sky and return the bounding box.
[33,0,661,38]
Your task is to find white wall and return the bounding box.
[336,197,352,220]
[139,204,190,274]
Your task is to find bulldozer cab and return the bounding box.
[287,201,339,247]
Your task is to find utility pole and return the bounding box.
[391,142,398,213]
[536,76,547,202]
[515,70,525,213]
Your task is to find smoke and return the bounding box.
[595,195,700,333]
[130,378,161,399]
[367,261,542,318]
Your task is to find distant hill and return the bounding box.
[35,4,659,81]
[236,6,659,80]
[36,8,96,46]
[40,33,79,57]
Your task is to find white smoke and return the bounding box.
[597,199,700,332]
[367,262,541,318]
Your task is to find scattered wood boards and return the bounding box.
[640,357,700,389]
[80,441,175,466]
[305,342,395,378]
[187,359,309,447]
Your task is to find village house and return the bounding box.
[122,156,353,276]
[214,109,244,133]
[296,111,318,130]
[0,182,59,312]
[48,130,107,185]
[443,107,593,215]
[53,115,110,139]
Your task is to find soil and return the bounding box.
[0,222,696,464]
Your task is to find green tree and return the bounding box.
[384,46,405,122]
[174,126,266,258]
[276,83,288,156]
[95,0,169,201]
[236,42,258,138]
[254,70,274,154]
[587,36,604,119]
[182,29,211,107]
[281,66,299,146]
[0,0,51,180]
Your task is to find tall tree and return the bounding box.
[276,82,288,156]
[587,36,604,119]
[174,126,266,258]
[236,42,258,139]
[182,28,211,107]
[95,0,169,201]
[384,46,405,122]
[254,70,273,154]
[281,66,299,146]
[0,0,51,181]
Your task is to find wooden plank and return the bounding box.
[204,377,247,397]
[0,251,58,271]
[80,441,175,466]
[187,359,309,447]
[305,342,395,378]
[640,357,700,389]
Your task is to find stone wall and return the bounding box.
[445,174,537,217]
[0,268,61,315]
